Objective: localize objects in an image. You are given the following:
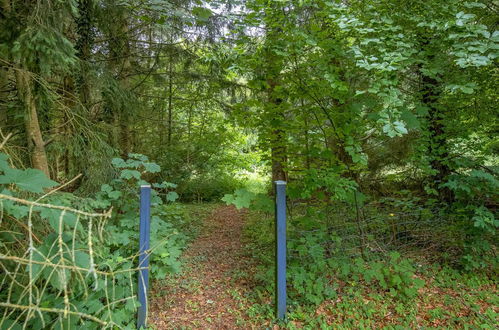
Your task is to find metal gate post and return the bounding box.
[274,180,287,320]
[137,185,151,329]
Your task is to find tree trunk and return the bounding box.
[301,99,311,170]
[118,49,132,157]
[60,75,76,180]
[108,6,132,157]
[167,56,173,146]
[0,66,9,133]
[262,4,288,183]
[15,70,50,177]
[0,0,12,134]
[418,35,453,202]
[422,73,453,202]
[76,0,93,108]
[268,79,287,182]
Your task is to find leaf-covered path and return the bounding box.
[149,205,252,329]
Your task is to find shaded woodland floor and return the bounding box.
[148,205,497,329]
[150,206,253,329]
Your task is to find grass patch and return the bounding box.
[164,202,219,239]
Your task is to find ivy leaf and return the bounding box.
[383,123,397,138]
[0,168,57,193]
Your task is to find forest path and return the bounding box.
[149,205,252,329]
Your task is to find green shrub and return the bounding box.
[177,172,245,202]
[0,152,189,328]
[331,252,425,300]
[95,153,186,279]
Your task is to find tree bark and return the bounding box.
[76,0,93,108]
[268,79,287,182]
[0,67,9,132]
[108,5,132,157]
[0,0,12,133]
[167,55,173,146]
[15,70,50,177]
[119,48,132,157]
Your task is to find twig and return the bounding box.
[0,254,142,276]
[0,194,112,218]
[35,173,83,202]
[0,133,13,150]
[0,302,108,326]
[5,215,41,244]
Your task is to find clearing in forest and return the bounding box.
[150,206,252,329]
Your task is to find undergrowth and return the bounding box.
[242,207,498,329]
[0,153,195,328]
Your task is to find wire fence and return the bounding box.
[0,194,140,329]
[285,201,459,263]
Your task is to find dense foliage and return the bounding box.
[0,0,497,328]
[0,152,198,327]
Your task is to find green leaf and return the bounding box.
[192,7,212,22]
[120,169,141,180]
[143,162,161,173]
[101,184,112,193]
[0,168,57,193]
[128,153,148,161]
[400,111,420,129]
[74,251,90,269]
[0,153,10,172]
[389,251,401,261]
[393,121,408,135]
[166,191,179,202]
[38,208,77,232]
[49,267,70,291]
[0,319,21,330]
[2,189,29,217]
[221,194,235,204]
[222,189,255,209]
[252,194,273,212]
[108,190,122,199]
[86,299,104,314]
[111,158,127,168]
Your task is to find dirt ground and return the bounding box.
[149,205,253,329]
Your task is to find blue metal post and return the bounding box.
[137,185,151,329]
[274,180,287,320]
